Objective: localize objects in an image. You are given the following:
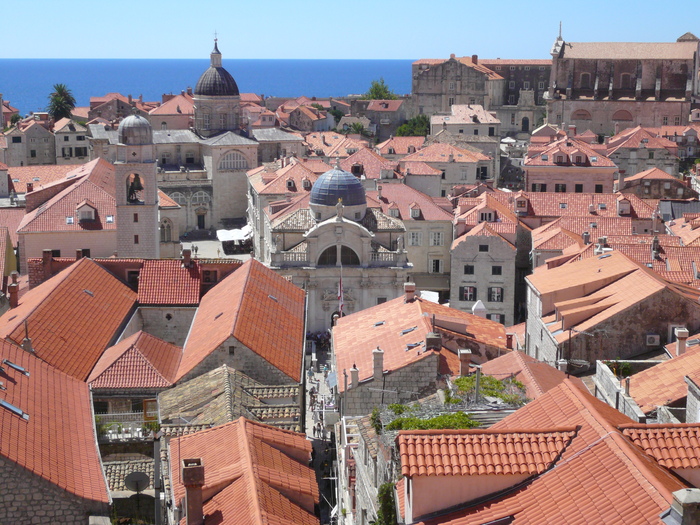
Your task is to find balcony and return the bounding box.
[95,411,159,442]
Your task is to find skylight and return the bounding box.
[66,217,74,224]
[400,326,417,336]
[106,215,114,223]
[374,321,385,327]
[2,359,29,377]
[0,399,29,420]
[268,295,278,302]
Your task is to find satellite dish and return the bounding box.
[124,471,150,493]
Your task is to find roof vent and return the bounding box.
[0,399,29,421]
[2,359,29,377]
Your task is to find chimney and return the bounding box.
[471,54,478,65]
[21,320,33,353]
[128,94,133,104]
[187,86,193,96]
[676,327,690,356]
[624,377,631,396]
[652,236,660,259]
[506,334,514,350]
[557,359,568,372]
[76,249,83,260]
[350,364,359,389]
[373,347,384,381]
[26,182,34,193]
[425,331,442,351]
[181,458,205,525]
[450,53,456,59]
[42,249,53,281]
[458,349,471,376]
[182,249,192,268]
[471,300,487,318]
[582,231,590,245]
[404,282,416,302]
[8,271,19,309]
[377,184,383,199]
[663,488,700,525]
[589,203,595,214]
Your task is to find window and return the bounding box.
[517,200,527,209]
[509,81,515,89]
[202,270,218,283]
[460,286,477,301]
[580,72,591,89]
[524,81,530,89]
[441,190,446,197]
[464,264,474,275]
[80,249,90,258]
[538,81,545,89]
[192,191,211,204]
[66,216,74,224]
[473,129,479,135]
[133,213,139,223]
[488,287,503,302]
[448,82,455,90]
[12,136,21,143]
[524,66,530,71]
[675,116,681,125]
[479,211,493,222]
[555,184,567,193]
[161,122,167,130]
[170,192,187,205]
[510,66,515,71]
[649,151,654,160]
[219,151,248,170]
[531,183,547,192]
[389,208,399,218]
[51,249,61,257]
[408,231,422,246]
[440,170,446,180]
[487,313,504,324]
[594,184,603,194]
[76,135,85,141]
[75,147,87,157]
[459,129,464,134]
[430,231,444,246]
[64,136,69,142]
[410,208,420,218]
[220,113,227,129]
[134,235,139,244]
[508,95,515,104]
[492,265,502,275]
[377,297,387,305]
[448,97,455,106]
[511,113,515,125]
[106,215,114,223]
[575,184,583,193]
[185,153,195,164]
[559,203,567,209]
[488,127,495,136]
[479,244,489,252]
[228,346,235,355]
[430,259,443,273]
[62,147,73,157]
[203,113,210,130]
[30,150,36,158]
[663,116,668,126]
[80,209,94,221]
[160,219,172,242]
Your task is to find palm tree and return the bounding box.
[47,84,76,121]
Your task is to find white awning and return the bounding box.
[217,224,252,241]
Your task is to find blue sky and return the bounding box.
[4,0,699,59]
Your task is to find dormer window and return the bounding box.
[575,156,583,163]
[407,146,416,153]
[516,199,527,208]
[388,148,395,154]
[590,156,598,162]
[66,216,74,224]
[598,203,607,210]
[410,208,420,218]
[541,154,548,161]
[389,208,399,218]
[302,178,311,189]
[76,201,96,222]
[286,179,294,190]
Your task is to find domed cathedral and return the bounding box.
[255,163,411,331]
[114,113,160,258]
[193,39,242,138]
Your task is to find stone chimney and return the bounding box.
[458,349,471,376]
[350,364,359,389]
[21,320,33,353]
[505,334,514,350]
[8,271,19,309]
[589,203,595,214]
[42,249,53,281]
[425,331,442,351]
[471,54,478,64]
[582,231,590,245]
[76,249,83,261]
[676,327,690,356]
[377,184,383,199]
[663,488,700,525]
[181,458,205,525]
[652,236,660,259]
[404,282,416,302]
[26,182,34,193]
[182,249,192,268]
[373,347,384,381]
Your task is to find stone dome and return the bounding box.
[310,166,366,207]
[117,114,152,145]
[194,41,239,97]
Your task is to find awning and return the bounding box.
[217,224,252,241]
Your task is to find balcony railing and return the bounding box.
[95,411,158,442]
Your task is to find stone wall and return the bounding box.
[138,307,196,347]
[342,354,439,416]
[0,456,109,524]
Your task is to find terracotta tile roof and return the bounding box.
[375,136,426,155]
[625,167,679,181]
[401,160,443,176]
[401,142,490,164]
[0,207,24,246]
[432,104,500,126]
[7,163,80,194]
[416,380,687,525]
[138,259,200,305]
[561,41,699,60]
[366,99,404,111]
[629,345,700,413]
[0,258,137,380]
[88,331,182,389]
[366,184,453,221]
[606,126,678,157]
[480,59,551,66]
[177,259,305,382]
[524,135,616,167]
[169,417,318,525]
[480,351,587,399]
[621,424,700,469]
[340,147,398,179]
[399,427,577,477]
[334,296,507,392]
[249,161,319,195]
[452,222,516,251]
[158,189,180,208]
[531,225,583,251]
[148,93,194,116]
[304,132,368,158]
[0,338,109,503]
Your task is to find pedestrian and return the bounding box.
[312,424,318,438]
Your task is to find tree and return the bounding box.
[362,78,398,100]
[47,83,76,121]
[396,114,430,137]
[350,122,365,135]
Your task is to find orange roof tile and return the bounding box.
[366,184,453,221]
[399,427,577,477]
[0,338,109,502]
[480,351,587,399]
[622,424,700,469]
[139,259,200,305]
[0,207,23,245]
[169,417,318,525]
[416,380,687,525]
[375,136,426,155]
[334,296,507,392]
[148,93,194,116]
[340,147,398,180]
[524,135,616,167]
[7,163,80,194]
[177,259,305,382]
[88,330,182,389]
[401,142,490,164]
[0,258,137,380]
[158,189,180,208]
[625,167,679,181]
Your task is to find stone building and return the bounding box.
[3,120,56,167]
[604,125,679,178]
[617,167,697,199]
[250,164,410,331]
[479,59,552,107]
[53,118,89,165]
[546,32,700,135]
[350,99,407,142]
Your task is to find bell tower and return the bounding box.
[114,113,160,259]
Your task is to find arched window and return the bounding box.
[572,109,592,120]
[170,192,187,205]
[161,122,167,130]
[317,245,360,266]
[612,110,634,121]
[620,73,633,89]
[219,151,248,170]
[192,191,211,204]
[580,72,591,89]
[160,219,172,242]
[126,173,144,203]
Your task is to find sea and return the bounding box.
[0,59,414,116]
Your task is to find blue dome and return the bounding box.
[310,167,366,206]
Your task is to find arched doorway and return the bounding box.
[521,117,530,132]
